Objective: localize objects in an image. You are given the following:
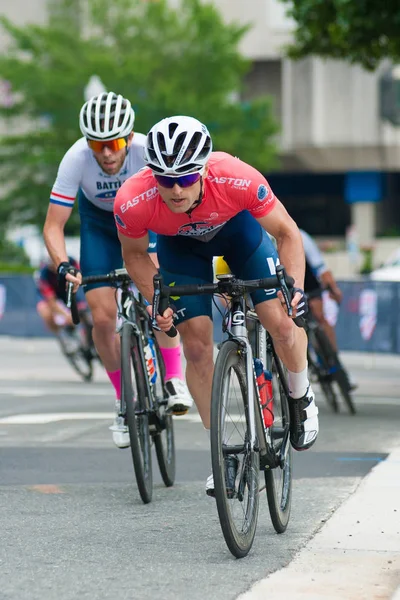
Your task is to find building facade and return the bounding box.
[2,0,399,241]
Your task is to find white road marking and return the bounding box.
[0,387,110,397]
[0,413,114,424]
[0,412,245,425]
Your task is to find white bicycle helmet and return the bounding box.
[79,92,135,140]
[144,116,212,175]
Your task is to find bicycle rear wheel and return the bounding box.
[333,360,357,415]
[211,340,259,559]
[307,346,339,413]
[121,322,153,504]
[151,334,175,487]
[315,328,356,415]
[264,354,292,533]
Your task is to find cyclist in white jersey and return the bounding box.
[300,229,343,350]
[43,92,192,448]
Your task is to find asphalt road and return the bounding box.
[0,338,399,600]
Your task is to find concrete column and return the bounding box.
[351,202,376,246]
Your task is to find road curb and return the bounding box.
[238,447,400,600]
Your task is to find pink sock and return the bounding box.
[160,346,184,381]
[107,369,121,400]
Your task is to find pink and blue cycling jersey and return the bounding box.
[113,152,277,239]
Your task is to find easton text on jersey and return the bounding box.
[120,186,158,213]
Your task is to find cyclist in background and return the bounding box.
[43,93,192,449]
[300,229,357,390]
[35,256,86,352]
[114,115,319,495]
[300,229,343,351]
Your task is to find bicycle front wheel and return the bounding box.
[121,322,153,504]
[211,340,259,559]
[58,330,93,382]
[265,354,292,533]
[151,334,175,487]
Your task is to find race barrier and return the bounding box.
[0,274,399,353]
[0,275,51,337]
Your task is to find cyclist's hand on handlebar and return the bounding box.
[66,270,82,293]
[146,305,175,332]
[291,287,308,318]
[57,262,82,295]
[278,287,308,319]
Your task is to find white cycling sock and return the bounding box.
[288,366,309,399]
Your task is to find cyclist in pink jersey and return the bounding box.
[114,115,319,496]
[115,153,276,236]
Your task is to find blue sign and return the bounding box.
[344,171,383,204]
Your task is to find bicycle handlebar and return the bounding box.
[152,265,306,338]
[81,268,132,286]
[67,265,306,336]
[66,269,132,325]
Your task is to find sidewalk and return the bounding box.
[238,447,400,600]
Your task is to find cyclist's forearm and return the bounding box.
[276,229,305,289]
[43,221,69,266]
[124,253,158,303]
[320,271,340,293]
[258,204,305,288]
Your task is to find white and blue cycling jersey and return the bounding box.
[300,229,328,278]
[50,135,147,211]
[49,134,156,291]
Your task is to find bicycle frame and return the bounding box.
[73,270,161,418]
[115,277,158,418]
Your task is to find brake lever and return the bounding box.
[276,265,293,317]
[66,281,74,308]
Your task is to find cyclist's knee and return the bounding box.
[257,300,296,346]
[270,320,296,347]
[179,318,213,363]
[91,307,116,333]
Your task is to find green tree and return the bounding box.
[280,0,400,70]
[0,0,278,234]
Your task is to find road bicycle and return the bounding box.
[152,265,302,558]
[69,269,175,504]
[305,302,356,415]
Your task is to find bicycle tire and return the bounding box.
[151,334,176,487]
[211,340,259,559]
[307,347,339,413]
[315,328,356,415]
[265,355,292,533]
[121,322,153,504]
[334,362,357,415]
[58,332,93,382]
[80,313,100,363]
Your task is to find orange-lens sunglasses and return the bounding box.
[87,138,127,152]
